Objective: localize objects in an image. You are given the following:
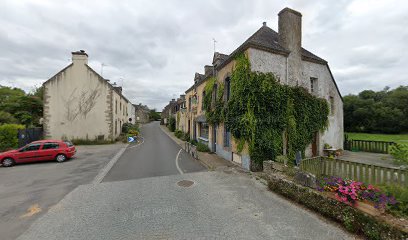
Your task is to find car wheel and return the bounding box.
[2,158,15,167]
[55,154,67,163]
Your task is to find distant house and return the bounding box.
[43,50,134,141]
[178,7,343,170]
[134,104,150,123]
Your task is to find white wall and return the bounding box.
[43,60,112,140]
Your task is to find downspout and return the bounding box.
[286,56,289,84]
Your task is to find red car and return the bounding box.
[0,140,76,167]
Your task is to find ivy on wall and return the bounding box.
[204,77,225,125]
[205,54,329,170]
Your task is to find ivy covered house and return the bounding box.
[180,7,343,170]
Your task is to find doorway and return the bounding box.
[312,132,318,156]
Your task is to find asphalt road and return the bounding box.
[0,143,126,240]
[17,171,353,240]
[103,121,206,182]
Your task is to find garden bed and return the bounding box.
[266,173,408,240]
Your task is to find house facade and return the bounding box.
[43,50,134,141]
[134,104,150,123]
[176,7,343,170]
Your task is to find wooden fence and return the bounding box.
[344,139,395,154]
[300,157,407,186]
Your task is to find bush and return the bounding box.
[390,144,408,165]
[122,123,139,134]
[267,176,407,240]
[190,139,198,146]
[168,117,176,132]
[0,124,25,151]
[181,133,190,142]
[174,130,183,139]
[379,185,408,218]
[196,142,210,152]
[71,138,114,145]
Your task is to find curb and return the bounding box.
[158,125,210,170]
[92,144,129,184]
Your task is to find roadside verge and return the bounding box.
[159,125,236,171]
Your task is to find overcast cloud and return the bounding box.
[0,0,407,110]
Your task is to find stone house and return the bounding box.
[43,50,134,141]
[180,7,343,170]
[134,104,150,123]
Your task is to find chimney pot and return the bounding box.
[263,21,267,26]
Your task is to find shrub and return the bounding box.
[267,176,407,240]
[379,184,408,218]
[196,142,210,152]
[181,133,190,142]
[122,123,139,134]
[128,129,139,136]
[390,144,408,165]
[189,139,198,146]
[174,130,183,139]
[168,117,176,132]
[0,124,25,151]
[71,138,114,145]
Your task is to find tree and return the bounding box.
[149,109,161,121]
[344,85,408,133]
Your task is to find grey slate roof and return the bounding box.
[216,25,327,69]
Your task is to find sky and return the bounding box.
[0,0,407,110]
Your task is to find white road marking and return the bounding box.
[92,145,128,184]
[176,149,184,175]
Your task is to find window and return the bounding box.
[310,77,318,94]
[212,84,217,106]
[22,143,41,152]
[115,100,118,114]
[224,126,231,147]
[330,96,335,115]
[42,143,59,150]
[225,77,231,101]
[115,120,117,135]
[200,123,209,139]
[189,97,192,111]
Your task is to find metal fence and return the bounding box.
[300,156,407,186]
[344,139,395,154]
[17,128,43,147]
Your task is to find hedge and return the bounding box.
[267,175,408,240]
[0,124,25,152]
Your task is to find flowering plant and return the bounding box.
[317,176,397,209]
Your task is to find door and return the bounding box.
[14,143,42,163]
[312,133,318,157]
[38,142,60,161]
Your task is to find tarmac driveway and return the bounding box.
[0,143,126,240]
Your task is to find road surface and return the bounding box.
[103,121,206,182]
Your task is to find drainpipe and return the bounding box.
[286,56,289,84]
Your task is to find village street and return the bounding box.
[13,122,353,240]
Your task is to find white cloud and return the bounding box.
[0,0,407,110]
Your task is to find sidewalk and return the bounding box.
[159,125,237,171]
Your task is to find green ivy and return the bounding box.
[205,54,329,169]
[204,77,225,125]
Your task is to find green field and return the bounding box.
[346,132,408,145]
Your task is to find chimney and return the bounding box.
[180,94,186,100]
[278,8,302,55]
[278,7,302,85]
[71,50,88,65]
[204,65,214,76]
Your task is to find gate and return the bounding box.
[18,128,43,147]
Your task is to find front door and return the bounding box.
[312,133,318,157]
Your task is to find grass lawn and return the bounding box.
[346,132,408,145]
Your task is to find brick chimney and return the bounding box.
[71,50,88,65]
[278,8,302,85]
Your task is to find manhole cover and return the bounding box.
[177,180,194,187]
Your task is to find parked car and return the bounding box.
[0,140,76,167]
